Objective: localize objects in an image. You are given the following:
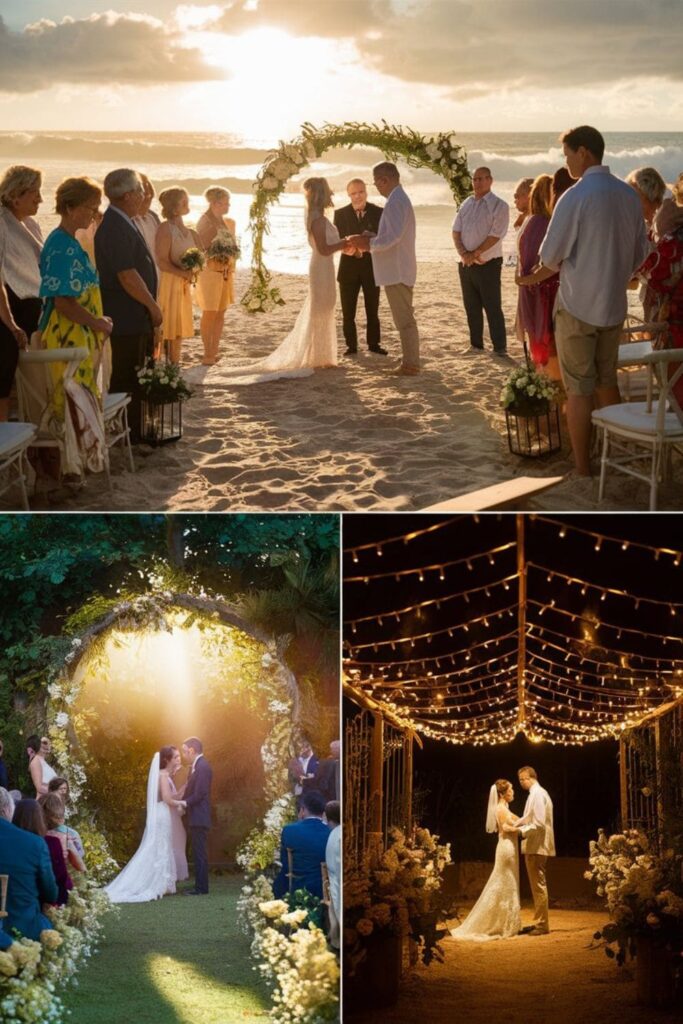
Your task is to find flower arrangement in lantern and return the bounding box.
[500,365,562,457]
[137,358,193,445]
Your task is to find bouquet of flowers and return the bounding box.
[136,359,192,403]
[180,246,205,284]
[207,229,241,278]
[500,365,560,415]
[585,828,683,966]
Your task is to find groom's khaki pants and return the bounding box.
[525,854,549,932]
[384,284,420,368]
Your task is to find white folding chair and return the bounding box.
[15,347,90,483]
[0,422,37,509]
[617,321,665,402]
[592,349,683,510]
[103,392,135,474]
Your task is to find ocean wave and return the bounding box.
[470,144,683,183]
[0,132,267,166]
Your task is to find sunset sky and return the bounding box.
[0,1,680,139]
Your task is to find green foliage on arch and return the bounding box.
[241,120,472,313]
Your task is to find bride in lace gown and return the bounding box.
[216,177,351,385]
[451,778,522,940]
[105,745,188,903]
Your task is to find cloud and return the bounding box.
[0,10,223,92]
[207,0,683,91]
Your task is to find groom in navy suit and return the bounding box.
[273,789,330,899]
[0,789,57,942]
[179,737,213,895]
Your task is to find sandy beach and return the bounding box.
[9,262,679,513]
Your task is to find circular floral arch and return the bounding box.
[45,589,303,881]
[241,120,472,313]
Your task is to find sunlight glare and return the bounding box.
[147,953,267,1021]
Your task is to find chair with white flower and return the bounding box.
[592,348,683,509]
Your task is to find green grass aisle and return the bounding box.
[62,876,269,1024]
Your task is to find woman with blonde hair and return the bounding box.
[155,187,200,363]
[39,176,112,474]
[0,165,44,420]
[217,176,351,384]
[195,186,236,364]
[133,173,161,265]
[516,174,561,377]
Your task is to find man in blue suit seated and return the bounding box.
[0,787,58,942]
[273,789,330,899]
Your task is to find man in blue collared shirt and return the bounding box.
[539,126,649,476]
[453,167,510,355]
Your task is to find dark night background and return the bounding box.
[343,514,683,861]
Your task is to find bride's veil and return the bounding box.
[485,783,498,833]
[104,751,161,899]
[140,751,160,846]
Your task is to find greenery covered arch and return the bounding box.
[44,587,305,881]
[241,120,472,313]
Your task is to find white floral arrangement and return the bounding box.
[207,229,241,266]
[242,120,471,313]
[586,828,683,966]
[0,876,115,1023]
[500,365,560,413]
[136,359,193,404]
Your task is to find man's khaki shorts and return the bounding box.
[554,308,623,396]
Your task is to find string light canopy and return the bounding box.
[343,515,683,747]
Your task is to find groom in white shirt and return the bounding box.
[346,162,420,375]
[516,766,555,934]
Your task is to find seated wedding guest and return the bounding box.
[46,777,84,854]
[626,166,666,238]
[550,167,574,210]
[273,789,329,899]
[635,176,683,416]
[516,176,561,378]
[195,186,236,365]
[313,740,340,803]
[156,187,200,364]
[133,173,161,265]
[512,177,534,229]
[41,792,85,875]
[13,797,70,907]
[0,165,44,421]
[95,168,161,444]
[287,738,319,806]
[324,800,340,949]
[0,739,7,789]
[8,789,22,804]
[27,733,57,797]
[655,172,683,239]
[39,177,113,474]
[3,794,58,936]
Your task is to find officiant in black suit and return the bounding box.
[179,737,213,895]
[333,179,386,356]
[95,168,162,443]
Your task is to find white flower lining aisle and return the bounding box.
[342,514,683,1023]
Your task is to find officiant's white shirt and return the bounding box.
[369,185,417,287]
[517,781,555,856]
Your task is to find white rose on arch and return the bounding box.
[302,140,317,160]
[283,144,305,165]
[262,176,280,192]
[425,142,440,160]
[269,158,297,181]
[261,652,273,668]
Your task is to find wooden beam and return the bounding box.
[516,514,527,732]
[404,732,414,834]
[343,680,424,747]
[619,736,629,829]
[420,475,565,512]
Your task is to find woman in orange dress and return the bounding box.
[195,187,237,365]
[155,187,200,364]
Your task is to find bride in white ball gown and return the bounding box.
[450,778,522,940]
[105,745,188,903]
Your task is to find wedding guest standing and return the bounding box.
[156,187,200,364]
[26,734,56,797]
[40,177,112,472]
[453,166,510,356]
[195,186,236,365]
[538,125,649,477]
[512,177,534,229]
[0,165,44,421]
[515,175,560,377]
[133,173,161,262]
[314,740,340,803]
[334,178,385,356]
[287,738,319,806]
[349,163,420,375]
[0,789,57,940]
[626,166,667,237]
[324,800,341,949]
[96,168,161,443]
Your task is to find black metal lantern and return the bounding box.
[505,401,561,458]
[141,398,183,445]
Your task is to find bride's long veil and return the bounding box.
[104,752,165,902]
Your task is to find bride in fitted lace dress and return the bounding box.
[451,778,522,940]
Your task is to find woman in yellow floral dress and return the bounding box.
[39,177,112,471]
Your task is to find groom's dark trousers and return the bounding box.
[184,755,213,893]
[334,202,383,352]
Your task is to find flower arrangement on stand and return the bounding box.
[586,828,683,1007]
[136,359,193,445]
[0,875,115,1023]
[500,365,562,457]
[242,120,471,313]
[345,826,452,986]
